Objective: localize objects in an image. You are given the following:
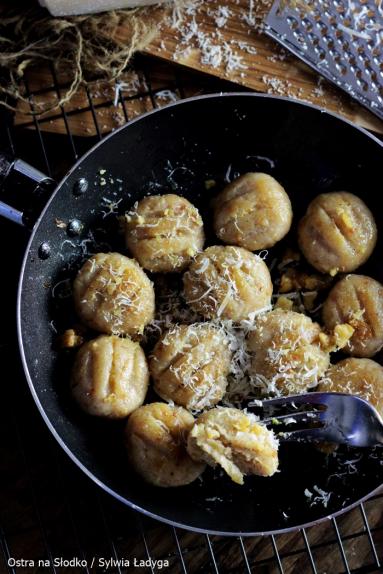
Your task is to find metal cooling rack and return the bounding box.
[0,55,383,574]
[265,0,383,121]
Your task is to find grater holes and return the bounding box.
[267,0,383,119]
[287,16,299,30]
[301,18,313,32]
[340,39,351,52]
[328,47,342,62]
[314,45,327,60]
[297,7,309,20]
[357,51,371,66]
[316,21,328,34]
[335,62,348,75]
[333,0,345,11]
[335,4,346,16]
[356,78,369,91]
[322,35,335,48]
[323,9,333,20]
[370,70,378,83]
[343,50,356,63]
[307,32,320,46]
[370,81,379,92]
[363,66,373,78]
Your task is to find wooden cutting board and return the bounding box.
[142,0,383,133]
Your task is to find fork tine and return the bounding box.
[263,410,325,424]
[278,427,333,442]
[262,392,327,409]
[259,392,383,447]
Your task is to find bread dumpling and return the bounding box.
[125,403,205,487]
[73,252,155,336]
[187,407,279,485]
[213,172,292,250]
[71,335,149,418]
[183,245,272,322]
[317,358,383,417]
[298,192,377,274]
[125,194,204,273]
[150,323,231,411]
[322,274,383,358]
[247,309,330,395]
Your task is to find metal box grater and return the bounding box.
[265,0,383,122]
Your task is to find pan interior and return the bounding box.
[19,95,383,535]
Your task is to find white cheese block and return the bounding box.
[39,0,167,15]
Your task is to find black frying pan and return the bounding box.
[3,94,383,536]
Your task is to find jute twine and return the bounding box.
[0,2,170,115]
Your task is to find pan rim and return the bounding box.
[16,91,383,536]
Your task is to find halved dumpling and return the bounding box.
[187,407,279,485]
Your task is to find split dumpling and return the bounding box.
[323,274,383,358]
[213,172,292,250]
[298,192,377,274]
[125,194,204,273]
[73,252,155,336]
[71,335,149,418]
[318,358,383,417]
[183,245,272,322]
[187,407,279,485]
[125,403,206,487]
[150,323,231,411]
[247,309,330,395]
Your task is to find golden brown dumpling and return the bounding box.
[298,192,377,274]
[150,323,231,411]
[73,252,155,336]
[317,358,383,417]
[125,403,205,487]
[125,194,204,273]
[248,309,330,395]
[183,245,272,322]
[322,275,383,358]
[71,335,149,418]
[213,172,292,250]
[187,407,279,485]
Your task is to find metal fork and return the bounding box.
[260,392,383,447]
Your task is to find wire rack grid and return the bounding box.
[0,55,383,574]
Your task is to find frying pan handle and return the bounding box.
[0,152,54,228]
